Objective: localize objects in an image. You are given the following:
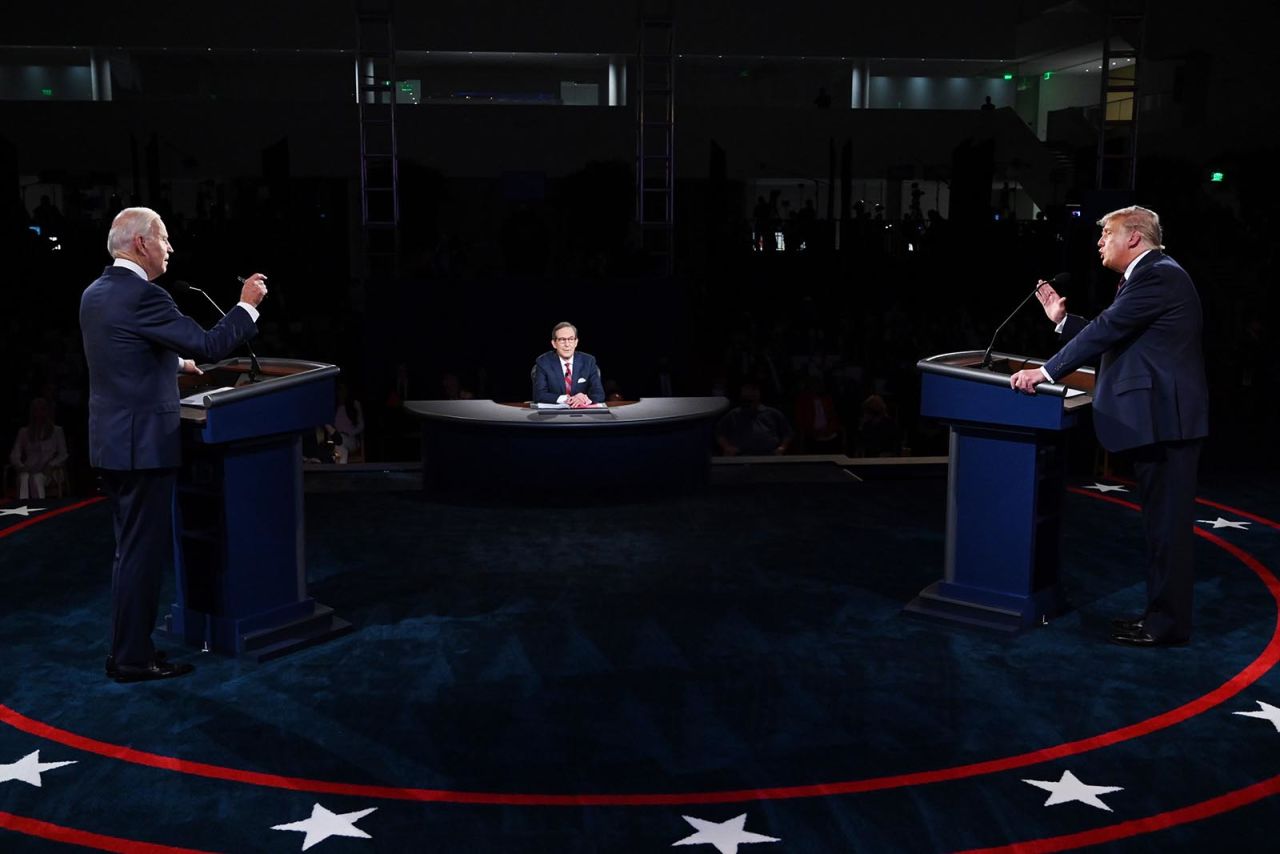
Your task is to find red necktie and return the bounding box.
[1117,276,1126,293]
[564,363,572,396]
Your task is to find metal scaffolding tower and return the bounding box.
[1095,2,1145,191]
[355,0,400,279]
[636,2,675,274]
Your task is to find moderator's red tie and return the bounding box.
[564,363,572,397]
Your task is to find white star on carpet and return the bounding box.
[1083,483,1127,493]
[272,803,377,850]
[673,813,780,853]
[1197,517,1251,530]
[1234,700,1280,733]
[0,505,45,517]
[0,751,76,787]
[1023,769,1123,812]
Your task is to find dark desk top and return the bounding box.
[403,397,730,429]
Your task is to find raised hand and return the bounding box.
[1035,280,1067,325]
[238,273,269,307]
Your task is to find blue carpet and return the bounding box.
[2,473,1279,852]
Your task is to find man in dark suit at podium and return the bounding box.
[80,207,269,682]
[1010,205,1208,647]
[531,322,605,407]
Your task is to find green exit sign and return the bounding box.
[41,88,53,96]
[1210,171,1225,182]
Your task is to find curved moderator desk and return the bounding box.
[404,397,730,493]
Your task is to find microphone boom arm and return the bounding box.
[980,273,1068,370]
[980,283,1044,370]
[185,284,263,382]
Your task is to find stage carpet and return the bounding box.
[2,468,1279,852]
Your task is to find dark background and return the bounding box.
[4,0,1278,486]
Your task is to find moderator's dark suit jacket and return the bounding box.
[80,266,258,470]
[531,350,605,404]
[1043,251,1208,453]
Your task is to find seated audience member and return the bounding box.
[9,398,69,499]
[716,382,793,456]
[302,424,340,464]
[531,321,605,407]
[793,376,844,453]
[440,372,463,400]
[857,394,900,457]
[333,383,365,464]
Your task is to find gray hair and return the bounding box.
[551,321,577,338]
[107,207,162,258]
[1098,205,1164,251]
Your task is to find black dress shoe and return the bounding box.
[1110,616,1144,633]
[106,651,169,677]
[1109,628,1188,648]
[108,653,194,683]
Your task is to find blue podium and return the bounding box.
[164,357,352,660]
[908,350,1095,632]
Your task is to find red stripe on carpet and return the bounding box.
[0,497,106,539]
[1194,496,1280,531]
[0,810,213,854]
[953,773,1280,853]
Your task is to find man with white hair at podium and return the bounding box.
[80,206,269,683]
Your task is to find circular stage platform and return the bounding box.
[2,471,1279,852]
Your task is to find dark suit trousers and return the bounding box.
[1130,439,1202,641]
[101,468,177,665]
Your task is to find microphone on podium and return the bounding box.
[177,279,264,382]
[980,272,1070,370]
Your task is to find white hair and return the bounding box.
[107,207,162,258]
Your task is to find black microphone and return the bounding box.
[980,273,1070,369]
[178,280,264,382]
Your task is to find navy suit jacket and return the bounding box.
[80,266,258,470]
[531,350,605,403]
[1043,251,1208,453]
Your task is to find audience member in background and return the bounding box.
[333,382,364,464]
[856,394,899,457]
[440,372,463,400]
[652,355,676,397]
[793,375,844,453]
[380,362,415,460]
[716,382,793,456]
[302,424,340,464]
[9,398,68,499]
